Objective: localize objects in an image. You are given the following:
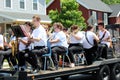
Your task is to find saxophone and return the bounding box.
[11,40,18,57]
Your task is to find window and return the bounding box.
[20,0,25,9]
[5,0,11,8]
[104,13,108,25]
[33,0,38,10]
[92,11,97,25]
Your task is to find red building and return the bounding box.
[46,0,112,25]
[46,0,61,14]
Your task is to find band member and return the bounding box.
[67,25,84,67]
[30,15,47,56]
[0,27,15,69]
[29,15,47,70]
[50,22,68,70]
[4,30,18,70]
[97,22,111,59]
[83,25,99,65]
[18,22,40,73]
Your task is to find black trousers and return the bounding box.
[32,46,46,69]
[98,44,108,59]
[68,43,83,63]
[84,47,96,65]
[51,46,67,66]
[0,49,17,68]
[18,49,38,69]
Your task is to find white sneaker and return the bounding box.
[69,63,75,68]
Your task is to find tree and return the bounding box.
[48,0,86,29]
[101,0,120,5]
[46,0,51,5]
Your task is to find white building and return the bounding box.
[0,0,51,33]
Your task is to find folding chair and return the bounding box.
[42,40,54,71]
[62,49,71,68]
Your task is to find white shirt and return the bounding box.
[70,31,84,44]
[51,31,68,48]
[10,35,16,41]
[98,30,111,47]
[19,37,28,51]
[83,31,96,49]
[31,25,47,47]
[0,34,4,48]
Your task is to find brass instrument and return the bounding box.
[11,40,18,57]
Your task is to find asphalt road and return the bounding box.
[55,74,96,80]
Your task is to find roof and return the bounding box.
[76,0,112,13]
[0,11,51,23]
[109,4,120,17]
[46,0,54,8]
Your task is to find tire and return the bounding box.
[97,65,110,80]
[61,75,69,80]
[111,63,120,80]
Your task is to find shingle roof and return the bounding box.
[0,11,51,23]
[109,4,120,17]
[76,0,112,13]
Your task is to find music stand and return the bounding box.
[10,25,26,38]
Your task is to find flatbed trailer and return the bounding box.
[0,24,119,80]
[0,58,120,80]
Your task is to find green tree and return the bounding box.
[46,0,51,5]
[101,0,120,5]
[48,0,86,29]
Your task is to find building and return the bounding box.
[76,0,112,25]
[46,0,60,14]
[109,4,120,24]
[46,0,112,26]
[0,0,51,33]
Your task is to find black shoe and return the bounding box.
[32,65,40,73]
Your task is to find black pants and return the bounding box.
[68,43,83,63]
[18,49,38,69]
[84,47,96,65]
[51,46,67,66]
[98,44,108,59]
[0,49,17,68]
[32,46,46,69]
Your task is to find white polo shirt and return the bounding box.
[31,25,47,47]
[51,31,68,48]
[70,31,84,44]
[19,37,28,51]
[0,34,4,48]
[83,31,96,49]
[98,30,111,47]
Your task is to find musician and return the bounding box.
[67,25,84,67]
[29,15,47,70]
[97,22,111,59]
[50,22,68,70]
[83,25,99,65]
[4,30,18,70]
[18,22,40,73]
[0,27,15,69]
[30,15,47,55]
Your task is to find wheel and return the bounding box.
[111,63,120,80]
[61,75,69,80]
[97,65,110,80]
